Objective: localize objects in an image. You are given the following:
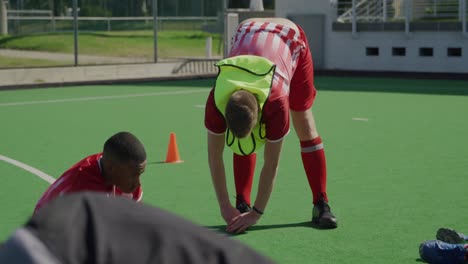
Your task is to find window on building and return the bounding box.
[392,47,406,56]
[419,47,433,57]
[447,47,462,57]
[366,47,379,56]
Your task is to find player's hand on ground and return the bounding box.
[226,212,260,233]
[220,204,241,224]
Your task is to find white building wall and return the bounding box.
[276,0,334,19]
[276,0,336,70]
[275,0,468,73]
[329,31,468,73]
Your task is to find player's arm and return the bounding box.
[253,139,283,213]
[207,132,228,206]
[253,99,287,216]
[207,131,240,223]
[226,139,283,233]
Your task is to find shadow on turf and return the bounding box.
[125,69,468,95]
[314,75,468,96]
[111,72,468,96]
[148,161,174,164]
[131,78,215,88]
[204,221,335,236]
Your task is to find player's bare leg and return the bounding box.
[290,109,319,141]
[291,109,338,229]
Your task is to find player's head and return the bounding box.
[225,90,259,138]
[102,131,147,193]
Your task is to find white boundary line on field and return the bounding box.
[352,117,369,121]
[0,89,209,107]
[0,155,55,184]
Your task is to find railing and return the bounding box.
[172,58,219,75]
[7,9,52,17]
[337,0,467,22]
[338,0,390,22]
[335,0,467,36]
[413,0,459,19]
[6,15,219,35]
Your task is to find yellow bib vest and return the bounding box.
[214,55,276,156]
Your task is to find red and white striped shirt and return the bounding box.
[230,21,305,99]
[205,20,314,141]
[34,153,143,214]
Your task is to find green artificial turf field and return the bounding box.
[1,77,467,263]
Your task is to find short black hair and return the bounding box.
[103,132,146,164]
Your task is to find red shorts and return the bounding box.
[288,25,316,111]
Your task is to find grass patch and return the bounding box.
[0,55,66,68]
[0,30,223,59]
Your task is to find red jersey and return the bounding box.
[205,21,316,141]
[34,153,143,213]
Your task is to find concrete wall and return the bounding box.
[288,13,326,69]
[275,0,468,73]
[276,0,335,71]
[329,31,468,73]
[276,0,334,19]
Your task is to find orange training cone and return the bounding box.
[165,132,183,163]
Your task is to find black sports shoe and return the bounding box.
[312,199,338,229]
[236,196,251,213]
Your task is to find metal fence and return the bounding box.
[335,0,467,35]
[6,15,219,35]
[337,0,467,22]
[0,0,226,69]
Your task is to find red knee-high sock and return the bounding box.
[465,245,468,261]
[233,153,256,206]
[300,136,328,205]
